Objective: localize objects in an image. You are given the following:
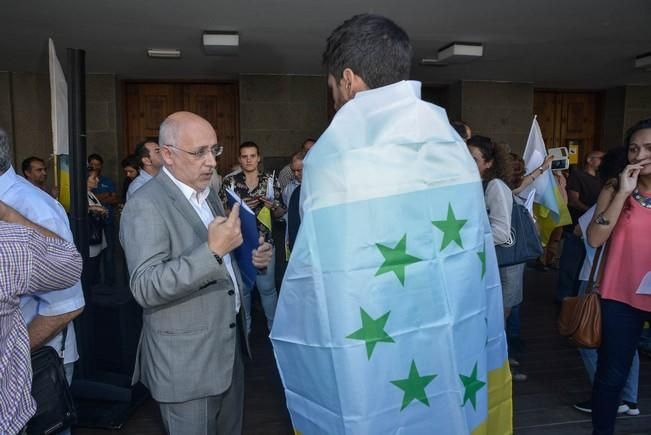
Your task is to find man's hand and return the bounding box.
[252,236,273,269]
[208,203,243,257]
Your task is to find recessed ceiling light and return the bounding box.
[147,48,181,59]
[421,42,483,66]
[635,52,651,71]
[202,31,239,56]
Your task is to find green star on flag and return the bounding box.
[477,244,486,279]
[459,362,486,410]
[432,203,467,251]
[375,234,422,286]
[346,308,395,359]
[390,360,437,411]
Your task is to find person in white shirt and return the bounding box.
[0,128,85,418]
[126,140,163,201]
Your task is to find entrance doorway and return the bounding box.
[124,82,240,172]
[533,91,601,166]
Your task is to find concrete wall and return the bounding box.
[86,74,120,183]
[239,75,329,159]
[600,87,626,148]
[458,81,534,155]
[623,85,651,134]
[599,85,651,148]
[0,73,121,185]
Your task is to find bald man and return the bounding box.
[120,111,273,434]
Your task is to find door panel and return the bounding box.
[534,91,600,166]
[125,83,239,173]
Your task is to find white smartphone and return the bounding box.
[548,147,569,171]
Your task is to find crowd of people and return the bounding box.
[1,13,650,435]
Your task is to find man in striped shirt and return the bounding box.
[0,201,82,434]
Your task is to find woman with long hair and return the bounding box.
[588,119,651,434]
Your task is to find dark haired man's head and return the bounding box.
[323,14,411,110]
[451,121,472,142]
[88,153,104,175]
[135,139,162,173]
[121,154,140,180]
[22,156,48,186]
[302,138,316,152]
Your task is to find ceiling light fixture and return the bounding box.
[147,48,181,59]
[202,31,239,56]
[421,42,483,66]
[634,52,651,71]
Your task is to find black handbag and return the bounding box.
[88,212,104,245]
[495,198,543,267]
[26,326,77,435]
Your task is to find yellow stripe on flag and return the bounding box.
[534,187,571,246]
[471,360,513,435]
[257,206,272,232]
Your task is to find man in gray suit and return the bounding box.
[120,111,273,434]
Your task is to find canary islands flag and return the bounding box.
[271,81,512,434]
[521,118,571,244]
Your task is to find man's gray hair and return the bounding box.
[159,117,179,147]
[0,128,11,173]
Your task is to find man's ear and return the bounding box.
[342,68,369,99]
[160,147,174,166]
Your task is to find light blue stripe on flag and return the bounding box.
[272,181,506,434]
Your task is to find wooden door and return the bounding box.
[182,84,239,172]
[125,83,183,149]
[533,91,600,165]
[124,82,239,173]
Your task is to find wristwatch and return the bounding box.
[213,253,223,265]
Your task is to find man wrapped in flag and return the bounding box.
[271,14,512,435]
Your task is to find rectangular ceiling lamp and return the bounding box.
[437,42,483,64]
[203,31,239,56]
[635,53,651,71]
[147,48,181,58]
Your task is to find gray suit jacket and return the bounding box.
[120,170,249,403]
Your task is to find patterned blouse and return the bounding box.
[219,171,283,239]
[0,222,82,434]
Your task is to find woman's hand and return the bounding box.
[618,164,643,195]
[541,154,554,171]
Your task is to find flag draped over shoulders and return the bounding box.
[271,81,512,435]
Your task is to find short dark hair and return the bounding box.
[134,140,157,168]
[21,156,45,176]
[239,141,259,154]
[88,153,103,164]
[624,118,651,149]
[322,14,412,89]
[291,150,307,162]
[451,121,470,140]
[121,154,139,169]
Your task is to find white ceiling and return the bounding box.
[2,0,651,88]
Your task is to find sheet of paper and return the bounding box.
[636,272,651,295]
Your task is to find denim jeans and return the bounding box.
[576,282,639,404]
[555,231,585,302]
[592,299,649,435]
[243,250,278,333]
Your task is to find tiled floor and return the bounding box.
[74,268,651,434]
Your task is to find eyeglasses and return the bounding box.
[164,144,223,160]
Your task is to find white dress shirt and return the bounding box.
[162,167,241,312]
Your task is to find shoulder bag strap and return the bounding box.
[586,244,608,294]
